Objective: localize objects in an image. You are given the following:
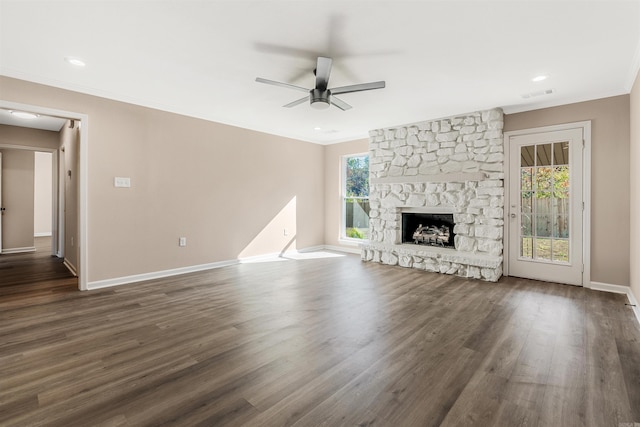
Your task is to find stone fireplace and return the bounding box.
[361,108,504,281]
[402,211,455,248]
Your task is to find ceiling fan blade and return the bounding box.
[315,57,333,91]
[283,96,310,108]
[330,96,352,111]
[330,81,386,95]
[256,77,310,93]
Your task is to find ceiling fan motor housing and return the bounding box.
[256,56,385,111]
[310,88,331,110]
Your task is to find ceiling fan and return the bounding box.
[256,56,385,111]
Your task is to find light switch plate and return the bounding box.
[114,177,131,188]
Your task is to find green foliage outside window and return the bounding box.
[346,156,369,197]
[344,155,369,240]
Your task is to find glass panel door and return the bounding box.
[519,141,570,264]
[508,127,583,286]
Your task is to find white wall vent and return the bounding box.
[521,88,554,99]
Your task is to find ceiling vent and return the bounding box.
[521,89,554,99]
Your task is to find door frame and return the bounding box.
[0,100,89,291]
[503,121,591,287]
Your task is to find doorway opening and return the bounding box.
[0,101,88,290]
[504,121,591,286]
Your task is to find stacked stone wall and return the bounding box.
[362,108,505,282]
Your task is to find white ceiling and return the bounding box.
[1,1,639,144]
[0,108,67,131]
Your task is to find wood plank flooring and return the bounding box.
[1,249,639,426]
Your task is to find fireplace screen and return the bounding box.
[402,213,455,248]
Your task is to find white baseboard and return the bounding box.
[64,259,78,277]
[34,232,52,237]
[591,281,640,326]
[87,259,238,290]
[2,246,36,254]
[297,245,326,253]
[86,245,361,291]
[323,244,362,255]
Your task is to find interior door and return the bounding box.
[508,128,584,285]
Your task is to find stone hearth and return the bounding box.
[361,108,504,281]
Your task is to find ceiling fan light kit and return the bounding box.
[256,56,385,111]
[310,89,330,109]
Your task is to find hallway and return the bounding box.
[0,236,77,304]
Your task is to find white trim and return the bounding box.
[64,259,78,276]
[628,287,640,326]
[34,232,52,237]
[50,150,58,256]
[0,100,89,291]
[86,246,341,290]
[2,246,36,254]
[324,244,362,255]
[338,237,367,246]
[582,122,592,288]
[87,259,239,290]
[590,282,640,326]
[503,121,591,287]
[297,245,327,253]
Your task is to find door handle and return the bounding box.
[510,213,516,218]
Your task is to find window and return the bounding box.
[342,154,370,240]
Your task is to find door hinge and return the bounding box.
[582,202,585,211]
[582,264,584,273]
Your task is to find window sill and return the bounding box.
[338,238,369,246]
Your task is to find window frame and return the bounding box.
[340,153,370,244]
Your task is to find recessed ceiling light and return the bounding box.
[9,110,39,120]
[313,127,322,131]
[532,75,548,82]
[65,56,86,67]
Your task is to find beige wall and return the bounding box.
[60,121,79,271]
[505,95,630,286]
[630,70,640,299]
[2,73,632,290]
[34,151,53,236]
[323,138,368,249]
[0,76,325,283]
[1,149,35,250]
[0,124,59,150]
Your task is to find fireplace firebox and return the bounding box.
[402,213,455,248]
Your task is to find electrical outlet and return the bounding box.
[179,237,187,247]
[283,228,288,236]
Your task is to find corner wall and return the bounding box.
[505,95,630,287]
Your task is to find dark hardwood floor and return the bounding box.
[0,236,77,298]
[1,248,639,426]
